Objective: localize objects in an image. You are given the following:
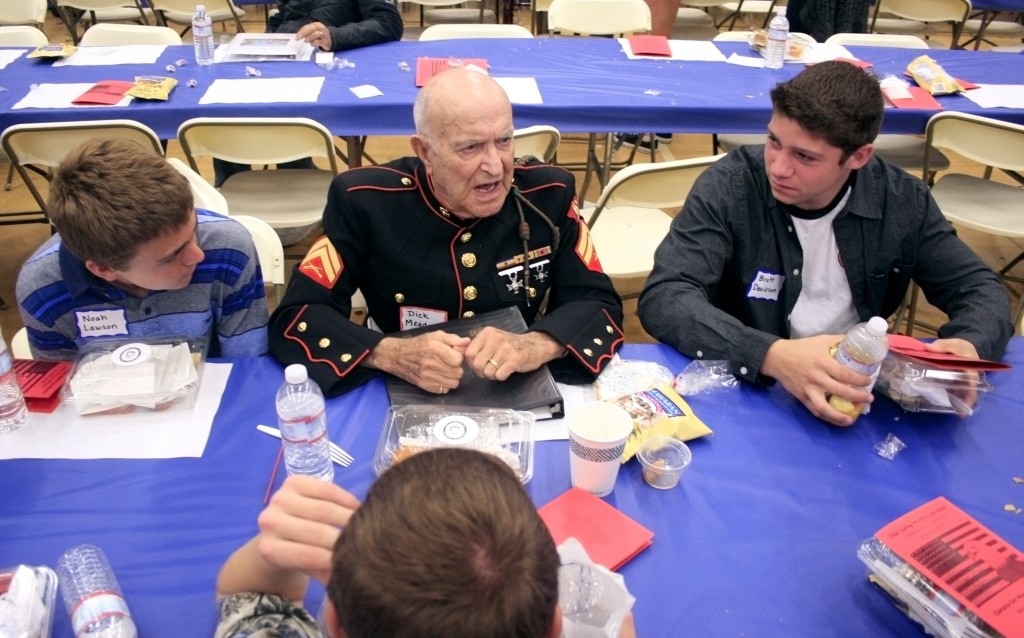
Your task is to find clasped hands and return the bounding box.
[762,334,979,427]
[295,22,332,51]
[365,327,565,394]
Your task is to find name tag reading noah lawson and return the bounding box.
[400,306,448,331]
[75,309,129,338]
[747,271,784,301]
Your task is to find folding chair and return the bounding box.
[869,0,971,48]
[513,125,561,163]
[581,154,725,298]
[55,0,153,44]
[419,23,532,39]
[0,0,48,28]
[149,0,245,36]
[230,215,285,307]
[79,22,182,44]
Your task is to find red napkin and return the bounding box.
[884,86,943,110]
[538,488,653,571]
[415,57,488,87]
[887,334,1011,371]
[627,35,671,57]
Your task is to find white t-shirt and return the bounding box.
[788,188,860,339]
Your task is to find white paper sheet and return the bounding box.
[0,363,231,459]
[727,52,765,68]
[11,83,134,109]
[350,84,382,98]
[213,39,314,63]
[620,38,728,62]
[0,49,28,70]
[198,76,326,104]
[960,84,1024,109]
[53,44,166,66]
[493,76,543,105]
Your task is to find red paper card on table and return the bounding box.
[72,80,135,105]
[887,334,1011,371]
[538,488,653,571]
[884,86,942,110]
[875,497,1024,638]
[13,358,72,413]
[415,57,488,87]
[627,35,671,57]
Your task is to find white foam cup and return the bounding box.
[567,402,634,497]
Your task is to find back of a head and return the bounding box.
[328,448,559,638]
[47,138,194,269]
[769,60,884,159]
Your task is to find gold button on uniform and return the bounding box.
[318,338,330,348]
[297,322,307,332]
[583,348,593,357]
[401,177,412,186]
[463,286,478,301]
[593,338,603,345]
[460,233,472,243]
[528,287,537,298]
[461,253,477,268]
[440,207,451,217]
[462,311,475,318]
[340,353,352,363]
[394,293,405,303]
[605,325,614,334]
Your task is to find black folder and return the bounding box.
[383,307,565,420]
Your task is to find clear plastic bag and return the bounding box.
[672,360,738,396]
[593,356,674,402]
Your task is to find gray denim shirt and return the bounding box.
[638,146,1012,385]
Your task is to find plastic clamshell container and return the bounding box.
[856,538,995,638]
[748,30,816,61]
[0,564,58,638]
[373,405,535,483]
[876,352,992,415]
[60,336,208,416]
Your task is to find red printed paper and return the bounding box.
[415,57,488,87]
[538,488,653,571]
[888,334,1011,371]
[627,35,672,57]
[14,358,72,413]
[71,80,135,105]
[876,496,1024,638]
[884,86,943,110]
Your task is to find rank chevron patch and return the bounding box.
[300,236,344,288]
[570,198,604,272]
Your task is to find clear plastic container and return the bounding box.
[876,352,992,417]
[373,405,535,483]
[856,538,998,638]
[276,364,333,483]
[61,337,207,416]
[828,316,889,419]
[0,326,28,433]
[636,436,692,489]
[764,7,789,69]
[0,564,58,638]
[192,5,215,66]
[56,545,137,638]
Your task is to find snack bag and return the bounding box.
[613,384,712,462]
[127,76,178,100]
[907,55,963,96]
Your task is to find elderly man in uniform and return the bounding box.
[269,69,624,396]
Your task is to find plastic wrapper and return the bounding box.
[876,352,991,417]
[907,55,963,96]
[593,356,674,402]
[61,337,206,416]
[672,359,738,396]
[613,385,713,462]
[558,538,635,638]
[873,433,907,461]
[373,405,535,483]
[749,30,815,61]
[857,538,1000,638]
[0,564,57,638]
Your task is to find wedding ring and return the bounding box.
[488,358,500,368]
[438,385,445,394]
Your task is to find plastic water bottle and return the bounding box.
[192,5,215,66]
[828,316,890,419]
[765,6,789,70]
[276,364,334,482]
[55,544,137,638]
[0,326,28,434]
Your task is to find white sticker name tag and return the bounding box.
[75,309,129,338]
[400,306,448,331]
[747,271,784,301]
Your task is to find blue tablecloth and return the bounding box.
[2,39,1024,140]
[1,340,1022,637]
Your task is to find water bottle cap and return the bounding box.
[285,364,308,384]
[866,316,888,336]
[776,6,786,15]
[196,4,206,10]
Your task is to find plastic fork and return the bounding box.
[256,424,354,467]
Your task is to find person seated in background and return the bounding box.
[269,68,624,397]
[215,448,636,638]
[639,61,1012,426]
[213,0,404,199]
[16,139,269,359]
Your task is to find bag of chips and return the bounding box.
[613,384,713,462]
[907,55,962,96]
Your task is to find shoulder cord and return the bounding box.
[511,186,560,308]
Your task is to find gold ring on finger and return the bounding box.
[488,358,500,368]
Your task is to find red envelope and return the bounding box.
[887,334,1011,371]
[72,80,135,105]
[627,35,671,57]
[415,57,488,87]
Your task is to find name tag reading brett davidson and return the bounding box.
[400,306,447,331]
[76,309,129,338]
[747,271,784,301]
